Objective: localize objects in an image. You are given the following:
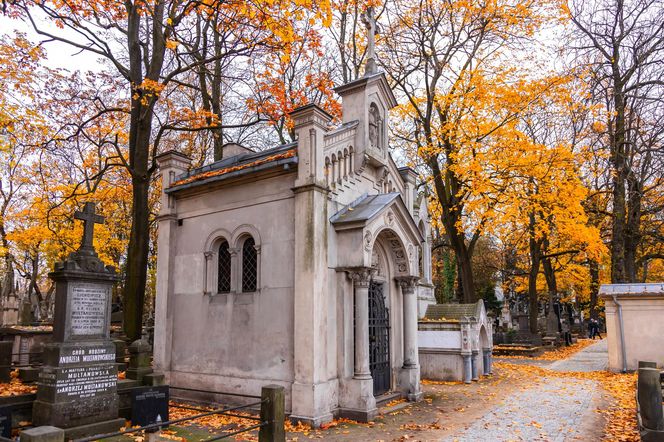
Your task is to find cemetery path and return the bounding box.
[548,339,608,373]
[442,339,610,442]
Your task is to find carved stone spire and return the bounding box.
[361,6,378,76]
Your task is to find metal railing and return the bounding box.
[72,384,285,442]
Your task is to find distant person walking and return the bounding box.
[589,318,602,339]
[561,319,572,346]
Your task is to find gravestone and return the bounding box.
[0,341,11,383]
[19,300,34,326]
[32,202,125,436]
[131,386,169,427]
[0,405,10,439]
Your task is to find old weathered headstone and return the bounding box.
[638,367,664,432]
[32,202,125,436]
[131,386,169,427]
[127,337,153,383]
[0,341,11,383]
[19,300,34,326]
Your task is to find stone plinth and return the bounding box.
[600,283,664,371]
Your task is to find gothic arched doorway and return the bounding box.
[369,279,390,395]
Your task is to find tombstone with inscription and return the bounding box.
[32,202,125,436]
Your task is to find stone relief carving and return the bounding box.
[386,211,395,226]
[363,231,373,251]
[369,104,380,148]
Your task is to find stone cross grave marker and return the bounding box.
[32,202,125,437]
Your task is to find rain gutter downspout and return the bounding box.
[612,294,628,373]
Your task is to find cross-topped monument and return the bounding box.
[32,201,124,437]
[361,6,378,76]
[74,202,104,252]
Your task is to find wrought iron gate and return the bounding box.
[368,281,391,396]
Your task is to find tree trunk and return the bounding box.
[121,0,166,342]
[527,212,541,334]
[624,171,642,282]
[123,175,151,341]
[429,157,476,303]
[589,259,600,320]
[610,59,627,283]
[542,256,557,312]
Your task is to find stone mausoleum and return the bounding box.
[418,301,493,383]
[153,41,435,425]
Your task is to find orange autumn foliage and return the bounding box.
[0,370,37,397]
[173,149,296,187]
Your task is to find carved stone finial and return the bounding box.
[361,6,379,76]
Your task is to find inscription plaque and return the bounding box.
[0,405,10,439]
[70,283,108,336]
[131,386,169,428]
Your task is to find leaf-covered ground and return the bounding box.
[8,339,635,441]
[151,339,636,441]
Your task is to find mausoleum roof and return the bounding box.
[330,193,402,225]
[424,302,482,321]
[599,283,664,297]
[167,143,297,193]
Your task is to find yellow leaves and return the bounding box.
[165,39,179,50]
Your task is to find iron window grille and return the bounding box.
[218,240,231,293]
[242,237,258,292]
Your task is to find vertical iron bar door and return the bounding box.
[368,280,391,396]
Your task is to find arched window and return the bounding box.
[217,240,231,293]
[241,237,258,292]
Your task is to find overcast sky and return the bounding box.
[0,14,103,71]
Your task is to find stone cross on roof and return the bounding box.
[74,202,104,252]
[361,6,378,76]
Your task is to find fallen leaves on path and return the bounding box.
[385,398,407,407]
[421,379,463,386]
[535,339,597,361]
[399,420,444,431]
[494,362,639,441]
[497,339,596,361]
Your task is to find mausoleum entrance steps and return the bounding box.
[374,391,402,408]
[375,391,410,415]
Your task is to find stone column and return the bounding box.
[337,268,377,421]
[397,276,422,401]
[349,269,373,379]
[398,277,419,369]
[482,349,491,376]
[290,104,334,427]
[154,151,191,373]
[471,350,479,381]
[462,355,472,384]
[460,319,472,384]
